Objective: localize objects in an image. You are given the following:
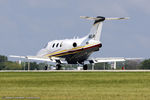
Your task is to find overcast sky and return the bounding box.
[0,0,150,59]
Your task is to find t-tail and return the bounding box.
[80,16,129,41]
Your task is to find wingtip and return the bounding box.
[122,17,130,20]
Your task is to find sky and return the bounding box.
[0,0,150,59]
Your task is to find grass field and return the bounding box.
[0,72,150,100]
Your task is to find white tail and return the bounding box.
[80,16,129,41]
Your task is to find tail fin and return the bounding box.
[80,16,129,41]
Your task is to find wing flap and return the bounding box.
[9,55,67,64]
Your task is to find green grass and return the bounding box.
[0,72,150,100]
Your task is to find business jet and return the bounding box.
[10,16,129,70]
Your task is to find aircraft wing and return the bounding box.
[10,55,143,64]
[9,55,67,63]
[9,55,51,61]
[87,57,126,63]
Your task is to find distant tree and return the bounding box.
[25,62,40,70]
[0,55,8,70]
[90,63,110,70]
[62,64,77,70]
[3,61,22,70]
[0,62,5,70]
[116,62,125,70]
[140,59,150,69]
[0,55,8,62]
[22,62,54,70]
[125,60,141,70]
[38,63,48,70]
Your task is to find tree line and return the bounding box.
[0,55,150,70]
[0,55,48,70]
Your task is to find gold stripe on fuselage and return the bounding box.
[45,43,97,57]
[51,50,81,57]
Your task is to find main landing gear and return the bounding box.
[56,64,62,70]
[83,64,88,70]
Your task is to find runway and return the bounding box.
[1,70,150,72]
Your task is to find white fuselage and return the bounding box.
[37,36,102,64]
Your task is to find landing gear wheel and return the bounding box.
[45,65,48,70]
[56,64,61,70]
[83,64,88,70]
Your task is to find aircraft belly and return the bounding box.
[65,45,100,64]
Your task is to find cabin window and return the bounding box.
[56,43,59,47]
[60,42,63,47]
[52,43,55,48]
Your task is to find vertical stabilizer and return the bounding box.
[80,16,105,41]
[80,16,129,41]
[89,18,104,41]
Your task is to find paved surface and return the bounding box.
[1,70,150,72]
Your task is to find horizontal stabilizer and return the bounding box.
[105,17,130,20]
[80,16,129,21]
[80,16,102,20]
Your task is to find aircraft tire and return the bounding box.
[83,64,88,70]
[56,64,61,70]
